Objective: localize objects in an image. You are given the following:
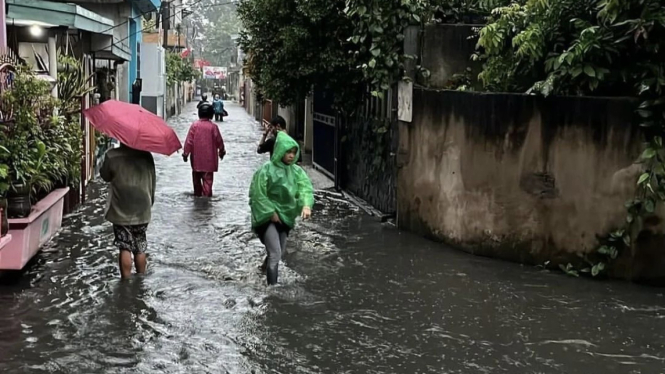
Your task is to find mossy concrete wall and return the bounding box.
[397,89,665,282]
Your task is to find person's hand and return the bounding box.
[301,207,312,220]
[219,150,226,160]
[182,154,188,162]
[271,212,282,223]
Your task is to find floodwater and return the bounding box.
[1,102,665,374]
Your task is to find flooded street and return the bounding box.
[1,101,665,374]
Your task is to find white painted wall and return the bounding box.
[278,105,296,134]
[140,42,164,96]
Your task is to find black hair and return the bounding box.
[270,115,286,129]
[198,103,215,119]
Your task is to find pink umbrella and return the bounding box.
[83,100,182,155]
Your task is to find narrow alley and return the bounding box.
[1,102,664,374]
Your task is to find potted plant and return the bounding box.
[4,137,35,218]
[0,65,58,218]
[6,163,33,219]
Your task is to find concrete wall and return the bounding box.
[397,89,665,281]
[140,42,164,96]
[278,105,297,135]
[140,42,164,116]
[243,78,262,122]
[304,94,313,152]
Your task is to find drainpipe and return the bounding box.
[0,0,6,49]
[48,32,58,98]
[80,95,87,203]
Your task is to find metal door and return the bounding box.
[312,88,339,188]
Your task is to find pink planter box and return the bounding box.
[0,234,12,265]
[0,188,69,270]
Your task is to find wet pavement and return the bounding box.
[1,101,665,374]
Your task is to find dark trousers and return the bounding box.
[192,171,214,197]
[215,113,223,121]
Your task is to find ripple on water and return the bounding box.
[3,102,665,374]
[0,103,365,374]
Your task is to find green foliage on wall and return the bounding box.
[166,52,200,86]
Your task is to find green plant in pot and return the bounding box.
[7,157,34,219]
[1,66,55,218]
[27,140,53,201]
[57,53,95,116]
[56,53,88,191]
[6,140,52,218]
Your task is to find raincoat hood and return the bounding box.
[249,131,314,230]
[271,131,300,166]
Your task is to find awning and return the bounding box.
[7,0,131,61]
[130,0,161,14]
[91,35,132,61]
[6,0,115,35]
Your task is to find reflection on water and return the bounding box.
[1,103,665,374]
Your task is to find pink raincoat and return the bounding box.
[183,119,225,172]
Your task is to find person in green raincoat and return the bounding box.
[249,131,314,285]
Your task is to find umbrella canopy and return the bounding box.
[83,100,182,155]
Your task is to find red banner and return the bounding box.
[194,59,210,68]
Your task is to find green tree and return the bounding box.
[237,0,358,107]
[190,1,241,66]
[237,0,426,110]
[166,52,200,85]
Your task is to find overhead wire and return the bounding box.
[96,0,196,37]
[91,0,239,54]
[96,0,237,35]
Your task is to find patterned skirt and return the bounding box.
[113,224,149,254]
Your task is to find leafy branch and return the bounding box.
[166,52,200,86]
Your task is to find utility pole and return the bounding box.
[162,1,170,49]
[176,16,181,50]
[159,2,170,118]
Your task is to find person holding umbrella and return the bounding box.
[100,144,155,280]
[84,100,182,279]
[182,103,226,197]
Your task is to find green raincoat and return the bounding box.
[249,131,314,230]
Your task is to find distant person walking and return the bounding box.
[213,94,225,122]
[249,131,314,285]
[197,94,209,109]
[100,144,156,279]
[183,103,226,197]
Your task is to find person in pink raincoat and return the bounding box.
[182,103,226,197]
